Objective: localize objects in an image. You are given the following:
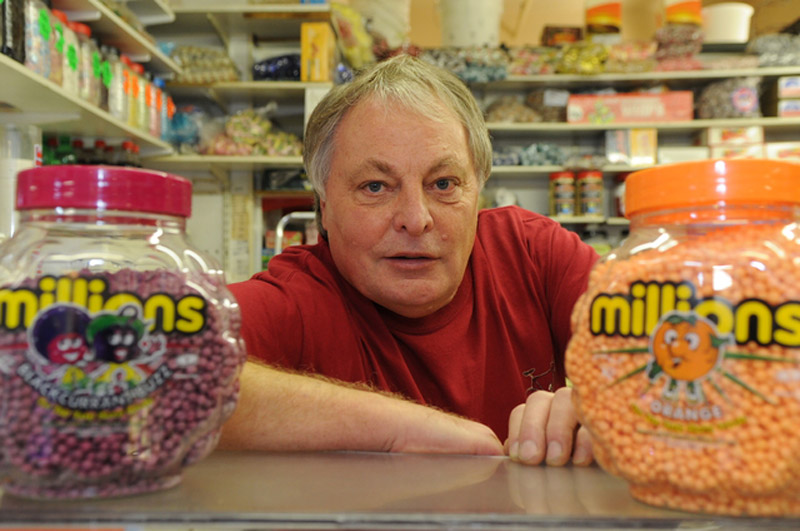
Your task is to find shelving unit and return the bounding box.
[53,0,182,75]
[0,55,172,154]
[147,154,303,171]
[487,116,800,136]
[126,0,175,26]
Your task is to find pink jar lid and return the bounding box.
[16,165,192,218]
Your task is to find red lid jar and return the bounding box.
[0,165,246,499]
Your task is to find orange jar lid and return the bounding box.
[626,159,800,217]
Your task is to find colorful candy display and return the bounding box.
[0,166,246,499]
[566,160,800,516]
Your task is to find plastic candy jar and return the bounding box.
[0,165,246,499]
[566,159,800,516]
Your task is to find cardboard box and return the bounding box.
[765,142,800,163]
[605,128,657,166]
[700,126,764,146]
[709,144,765,159]
[776,99,800,118]
[567,92,693,124]
[658,146,710,164]
[777,76,800,99]
[301,22,335,82]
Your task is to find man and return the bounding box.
[220,54,598,467]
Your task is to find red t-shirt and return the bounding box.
[228,206,598,439]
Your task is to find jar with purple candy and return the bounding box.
[0,165,246,499]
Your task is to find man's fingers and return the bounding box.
[508,391,553,465]
[572,425,593,466]
[544,387,579,466]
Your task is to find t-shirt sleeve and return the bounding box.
[227,277,305,367]
[525,216,599,363]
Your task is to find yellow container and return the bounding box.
[301,22,335,82]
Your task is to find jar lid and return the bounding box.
[16,165,192,218]
[549,171,574,180]
[626,159,800,217]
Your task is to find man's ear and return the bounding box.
[314,192,328,241]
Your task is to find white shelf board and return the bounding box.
[127,0,176,26]
[169,2,331,14]
[488,117,800,136]
[53,0,181,75]
[550,215,609,224]
[144,154,304,171]
[162,2,330,41]
[476,65,800,89]
[167,81,333,108]
[491,165,650,177]
[0,55,172,154]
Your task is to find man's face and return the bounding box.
[321,96,481,318]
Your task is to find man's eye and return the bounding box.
[366,182,383,193]
[435,179,453,191]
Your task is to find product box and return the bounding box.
[301,22,335,82]
[765,142,800,162]
[699,126,764,146]
[605,128,657,166]
[709,144,765,160]
[777,76,800,99]
[775,99,800,118]
[657,146,710,164]
[567,92,693,124]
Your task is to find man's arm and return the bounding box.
[218,361,505,456]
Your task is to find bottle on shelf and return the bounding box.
[90,139,107,164]
[72,22,99,107]
[42,136,58,165]
[47,8,62,87]
[106,46,126,122]
[23,0,51,79]
[97,44,109,112]
[123,55,139,130]
[1,0,25,64]
[132,62,148,132]
[149,76,161,139]
[103,143,116,165]
[52,9,78,96]
[118,140,138,167]
[71,138,90,164]
[55,135,76,165]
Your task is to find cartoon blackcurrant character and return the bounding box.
[30,305,92,365]
[87,305,146,363]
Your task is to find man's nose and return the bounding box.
[393,186,434,235]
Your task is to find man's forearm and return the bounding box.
[218,361,503,456]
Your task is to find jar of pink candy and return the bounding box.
[0,165,246,499]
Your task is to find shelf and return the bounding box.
[550,215,610,224]
[53,0,181,75]
[488,117,800,136]
[145,154,304,171]
[126,0,176,26]
[0,55,172,154]
[160,1,331,43]
[475,65,800,90]
[491,165,649,177]
[167,81,332,109]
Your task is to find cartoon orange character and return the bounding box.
[650,312,727,383]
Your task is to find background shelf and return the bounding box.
[0,55,172,154]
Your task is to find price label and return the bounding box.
[92,51,101,78]
[67,44,78,71]
[38,9,51,41]
[101,61,112,88]
[55,24,64,53]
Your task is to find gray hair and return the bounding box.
[303,54,492,204]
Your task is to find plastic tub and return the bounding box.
[702,2,754,44]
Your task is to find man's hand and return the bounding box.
[504,387,592,466]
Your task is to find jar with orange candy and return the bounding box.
[566,159,800,516]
